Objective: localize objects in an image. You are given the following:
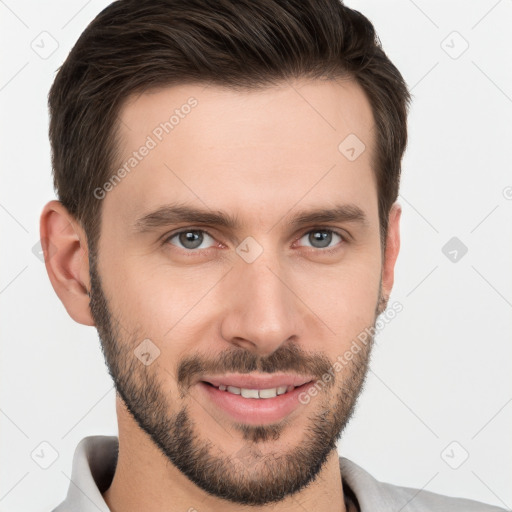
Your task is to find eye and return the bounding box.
[296,228,345,250]
[165,229,217,251]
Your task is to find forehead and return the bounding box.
[105,79,377,230]
[118,78,374,158]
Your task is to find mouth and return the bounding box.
[196,375,315,425]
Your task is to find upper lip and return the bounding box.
[200,374,314,389]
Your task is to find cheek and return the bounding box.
[293,254,382,350]
[102,255,224,340]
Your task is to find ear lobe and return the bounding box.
[40,200,95,326]
[380,202,401,308]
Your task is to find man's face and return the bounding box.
[89,79,389,505]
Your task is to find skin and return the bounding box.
[41,78,401,512]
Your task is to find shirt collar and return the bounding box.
[55,436,118,512]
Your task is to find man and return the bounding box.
[40,0,505,510]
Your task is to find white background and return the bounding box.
[1,1,511,510]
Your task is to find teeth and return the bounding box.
[259,388,277,399]
[216,384,296,399]
[241,388,259,398]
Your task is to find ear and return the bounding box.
[379,202,401,312]
[39,200,95,326]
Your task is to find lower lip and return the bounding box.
[198,381,313,425]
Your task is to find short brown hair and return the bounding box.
[49,0,411,254]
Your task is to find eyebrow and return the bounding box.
[133,202,368,234]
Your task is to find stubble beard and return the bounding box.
[88,256,380,505]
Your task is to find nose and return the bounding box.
[219,252,304,357]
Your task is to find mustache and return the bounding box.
[177,342,334,392]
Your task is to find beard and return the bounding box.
[88,255,382,506]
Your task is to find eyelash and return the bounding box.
[162,227,348,255]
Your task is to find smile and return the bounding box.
[197,375,315,425]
